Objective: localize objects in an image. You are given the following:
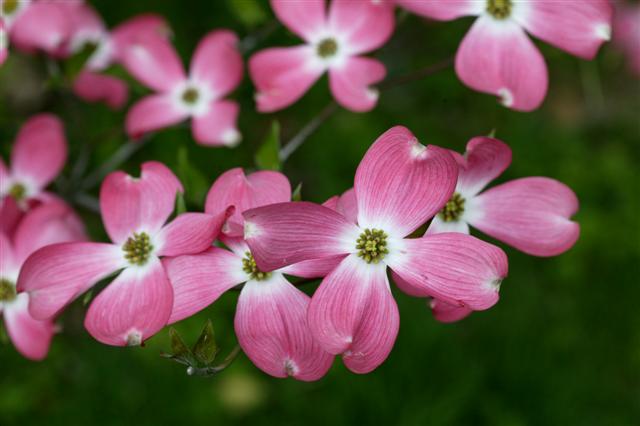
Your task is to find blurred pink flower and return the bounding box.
[0,19,7,66]
[0,114,67,235]
[396,0,612,111]
[165,168,334,381]
[120,30,243,146]
[64,4,169,109]
[17,162,228,347]
[243,126,508,373]
[613,2,640,77]
[0,200,86,360]
[249,0,395,112]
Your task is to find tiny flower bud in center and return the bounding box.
[317,38,338,58]
[0,279,16,303]
[242,252,271,281]
[8,182,26,201]
[486,0,512,19]
[439,192,466,222]
[181,87,200,104]
[2,0,18,15]
[356,228,389,264]
[123,232,154,266]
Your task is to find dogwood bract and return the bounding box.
[396,0,612,111]
[250,0,395,112]
[17,162,227,346]
[243,126,508,373]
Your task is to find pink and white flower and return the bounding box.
[120,30,243,146]
[17,162,228,346]
[243,126,508,373]
[613,2,640,77]
[396,0,612,111]
[164,168,334,381]
[249,0,395,112]
[0,19,7,66]
[425,137,579,323]
[65,4,169,108]
[0,200,86,360]
[0,114,67,235]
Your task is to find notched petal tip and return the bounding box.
[126,330,143,346]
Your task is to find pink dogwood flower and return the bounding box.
[613,2,640,77]
[0,200,86,360]
[0,114,67,235]
[426,137,579,323]
[249,0,395,112]
[17,162,228,346]
[1,0,81,58]
[0,19,7,65]
[396,0,612,111]
[243,126,508,373]
[65,4,169,108]
[120,29,243,146]
[164,168,334,380]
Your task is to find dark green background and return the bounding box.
[1,1,638,425]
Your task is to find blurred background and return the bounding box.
[1,1,638,425]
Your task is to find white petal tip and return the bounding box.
[595,24,611,41]
[498,88,514,108]
[244,221,260,240]
[410,139,427,158]
[284,359,298,377]
[222,129,242,147]
[366,88,379,102]
[491,279,503,292]
[125,330,143,346]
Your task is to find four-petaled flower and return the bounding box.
[243,126,508,373]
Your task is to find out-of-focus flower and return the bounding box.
[0,200,86,360]
[426,137,579,323]
[243,126,508,373]
[65,4,169,108]
[165,168,334,381]
[17,162,228,346]
[0,114,67,235]
[613,2,640,77]
[396,0,612,111]
[249,0,395,112]
[1,0,81,58]
[0,19,8,66]
[120,30,243,147]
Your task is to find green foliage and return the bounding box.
[255,121,281,171]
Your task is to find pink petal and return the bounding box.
[308,254,399,374]
[191,100,241,147]
[455,16,548,112]
[11,114,67,191]
[119,33,186,92]
[0,231,17,276]
[328,0,395,54]
[236,274,334,381]
[613,5,640,76]
[205,168,291,238]
[111,14,170,61]
[100,161,183,244]
[13,200,86,265]
[336,188,358,224]
[3,294,55,361]
[164,247,247,324]
[125,94,189,140]
[249,46,323,112]
[190,30,243,97]
[270,0,326,42]
[10,1,75,54]
[456,137,512,196]
[518,1,612,60]
[0,196,23,237]
[387,234,508,310]
[280,255,347,279]
[429,298,473,323]
[355,126,458,237]
[84,258,173,346]
[155,212,226,257]
[470,177,580,257]
[17,242,125,320]
[329,56,385,112]
[72,71,128,109]
[395,0,483,20]
[243,202,360,271]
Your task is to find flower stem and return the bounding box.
[279,102,339,163]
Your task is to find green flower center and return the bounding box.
[123,232,154,266]
[242,252,271,281]
[0,279,16,303]
[486,0,512,19]
[2,0,19,15]
[8,182,26,201]
[439,192,466,222]
[317,38,338,58]
[356,228,389,264]
[181,87,200,104]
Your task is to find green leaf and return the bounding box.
[192,320,218,365]
[292,182,303,201]
[176,145,209,205]
[82,290,94,306]
[64,43,98,81]
[488,128,497,138]
[175,192,187,216]
[226,0,268,28]
[168,327,192,358]
[255,121,281,171]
